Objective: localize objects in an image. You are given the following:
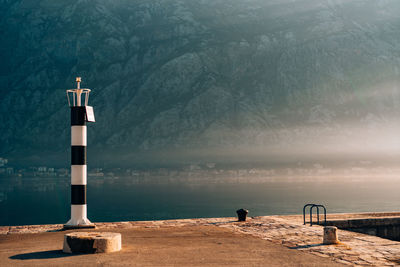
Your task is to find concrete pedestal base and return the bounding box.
[323,226,339,244]
[63,232,121,254]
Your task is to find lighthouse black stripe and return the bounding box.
[71,146,86,165]
[71,106,86,126]
[71,185,86,204]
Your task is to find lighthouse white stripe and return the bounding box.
[71,165,87,185]
[65,205,91,226]
[71,126,87,146]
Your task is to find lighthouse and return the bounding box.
[64,77,95,229]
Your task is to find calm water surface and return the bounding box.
[1,175,400,226]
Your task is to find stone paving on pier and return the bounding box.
[220,215,400,266]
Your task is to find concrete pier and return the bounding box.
[2,213,400,266]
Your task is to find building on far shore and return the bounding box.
[0,158,8,167]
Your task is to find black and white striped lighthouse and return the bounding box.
[64,77,95,229]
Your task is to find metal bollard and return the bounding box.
[236,209,249,221]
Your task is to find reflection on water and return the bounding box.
[1,174,400,226]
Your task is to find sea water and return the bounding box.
[1,174,399,226]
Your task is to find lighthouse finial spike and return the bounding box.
[76,77,81,90]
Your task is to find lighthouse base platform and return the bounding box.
[63,232,121,254]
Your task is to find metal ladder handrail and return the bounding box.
[303,203,327,226]
[303,204,315,225]
[310,204,326,226]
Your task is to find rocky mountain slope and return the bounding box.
[1,0,400,165]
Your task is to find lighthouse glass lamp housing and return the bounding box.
[64,77,95,229]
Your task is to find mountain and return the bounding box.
[1,0,400,166]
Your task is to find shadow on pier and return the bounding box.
[288,243,325,249]
[10,250,77,260]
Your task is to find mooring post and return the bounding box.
[64,77,96,229]
[323,226,339,244]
